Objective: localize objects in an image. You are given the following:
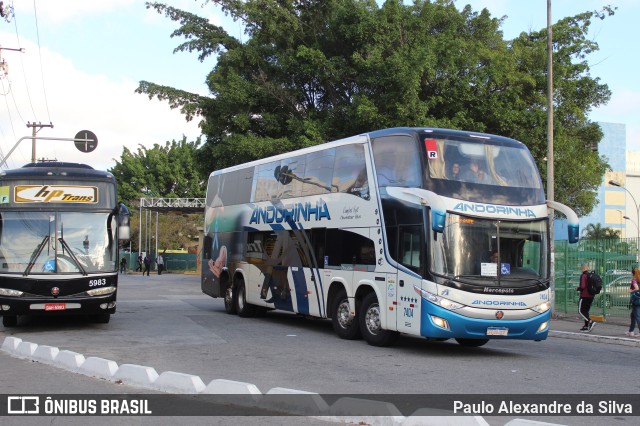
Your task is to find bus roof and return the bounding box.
[0,162,115,182]
[209,127,526,177]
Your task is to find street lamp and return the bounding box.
[610,180,640,258]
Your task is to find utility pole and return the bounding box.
[26,122,54,163]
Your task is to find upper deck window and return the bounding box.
[372,135,421,187]
[426,137,542,189]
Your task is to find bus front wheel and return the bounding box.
[331,288,361,340]
[359,292,398,347]
[2,315,17,327]
[455,338,489,347]
[235,278,256,318]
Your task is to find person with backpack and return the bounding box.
[143,254,151,276]
[626,267,640,337]
[577,263,596,332]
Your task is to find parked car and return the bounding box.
[595,274,633,308]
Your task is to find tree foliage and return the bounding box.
[109,137,206,204]
[582,223,620,240]
[137,0,614,216]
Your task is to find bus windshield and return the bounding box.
[427,137,542,189]
[0,211,117,274]
[430,213,548,287]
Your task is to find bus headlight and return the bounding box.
[414,285,464,311]
[530,302,550,314]
[0,288,23,297]
[87,286,116,296]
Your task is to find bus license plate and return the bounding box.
[44,303,66,311]
[487,327,508,336]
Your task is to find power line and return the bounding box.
[32,0,52,123]
[11,7,37,121]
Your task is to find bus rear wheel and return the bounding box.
[235,278,257,318]
[224,285,237,315]
[331,288,361,340]
[359,292,398,347]
[455,338,489,347]
[2,315,17,327]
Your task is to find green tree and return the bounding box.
[582,223,620,239]
[109,137,206,205]
[137,0,613,215]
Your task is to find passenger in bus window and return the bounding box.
[448,163,462,180]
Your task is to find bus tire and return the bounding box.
[92,313,110,324]
[224,284,237,315]
[235,278,257,318]
[2,315,17,327]
[331,288,361,340]
[359,292,398,347]
[455,338,489,347]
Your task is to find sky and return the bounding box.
[0,0,638,172]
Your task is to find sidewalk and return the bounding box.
[549,313,640,347]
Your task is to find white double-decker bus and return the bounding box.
[201,128,578,347]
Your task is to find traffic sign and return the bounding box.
[74,130,98,153]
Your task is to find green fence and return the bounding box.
[554,238,638,321]
[119,252,198,273]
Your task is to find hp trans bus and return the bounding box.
[201,128,578,347]
[0,162,130,327]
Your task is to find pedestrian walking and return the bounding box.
[626,267,640,337]
[156,253,164,275]
[577,263,596,332]
[143,254,151,276]
[119,256,127,274]
[136,255,143,272]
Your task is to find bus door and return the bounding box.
[395,225,423,334]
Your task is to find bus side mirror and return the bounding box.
[431,210,446,233]
[118,202,130,240]
[547,200,579,244]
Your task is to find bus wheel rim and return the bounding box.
[337,300,352,329]
[225,287,233,307]
[365,303,381,335]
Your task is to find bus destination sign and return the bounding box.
[14,185,98,203]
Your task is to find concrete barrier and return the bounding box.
[56,350,86,372]
[16,341,38,357]
[262,387,329,416]
[79,356,119,379]
[32,345,60,364]
[1,336,22,352]
[113,364,159,388]
[152,371,206,394]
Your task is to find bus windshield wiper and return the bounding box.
[58,237,87,276]
[23,236,50,276]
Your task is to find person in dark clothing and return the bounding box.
[136,255,143,272]
[119,256,127,274]
[143,254,151,276]
[577,263,596,332]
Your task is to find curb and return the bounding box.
[0,336,550,426]
[548,330,640,347]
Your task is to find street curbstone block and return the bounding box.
[56,350,86,372]
[113,364,159,388]
[79,356,119,379]
[32,345,60,364]
[152,371,206,394]
[16,341,38,357]
[262,387,329,416]
[1,336,22,353]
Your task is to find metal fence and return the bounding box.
[554,238,637,321]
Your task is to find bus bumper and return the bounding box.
[420,302,550,341]
[0,293,117,317]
